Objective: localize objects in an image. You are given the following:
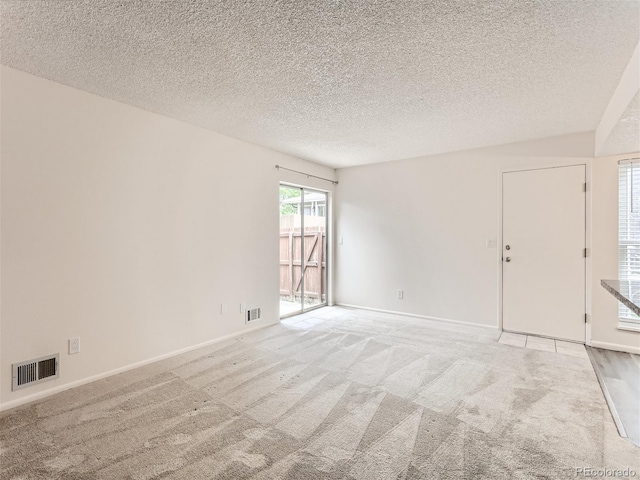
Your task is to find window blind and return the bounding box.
[618,160,640,328]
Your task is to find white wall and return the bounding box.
[335,133,594,328]
[591,153,640,354]
[0,66,335,410]
[587,42,640,353]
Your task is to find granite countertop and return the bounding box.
[601,279,640,317]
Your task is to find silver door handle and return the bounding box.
[505,257,511,262]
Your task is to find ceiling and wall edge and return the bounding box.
[595,41,640,157]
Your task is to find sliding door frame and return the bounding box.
[279,182,330,318]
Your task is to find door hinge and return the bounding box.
[583,248,587,258]
[583,182,587,192]
[585,313,588,323]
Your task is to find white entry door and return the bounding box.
[502,165,586,342]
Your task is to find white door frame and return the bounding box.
[497,159,592,344]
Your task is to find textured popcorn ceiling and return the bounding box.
[1,1,639,168]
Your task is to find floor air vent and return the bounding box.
[246,307,261,323]
[12,354,59,391]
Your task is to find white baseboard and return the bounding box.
[336,303,498,330]
[589,340,640,355]
[585,347,627,438]
[0,320,279,412]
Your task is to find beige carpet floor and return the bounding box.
[1,306,638,479]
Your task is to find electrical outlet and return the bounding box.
[397,289,404,299]
[69,337,80,355]
[240,303,246,314]
[220,303,228,314]
[338,236,344,245]
[486,239,497,248]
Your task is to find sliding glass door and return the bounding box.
[279,185,328,317]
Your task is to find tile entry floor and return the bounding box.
[498,332,588,358]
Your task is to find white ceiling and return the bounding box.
[1,1,639,168]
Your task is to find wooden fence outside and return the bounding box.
[279,228,326,303]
